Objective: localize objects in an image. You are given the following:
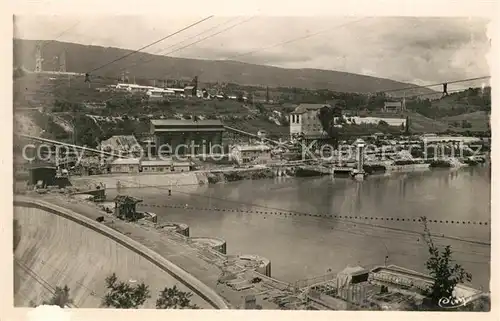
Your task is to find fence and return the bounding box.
[292,272,337,290]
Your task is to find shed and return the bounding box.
[172,161,192,172]
[141,159,173,172]
[26,162,57,187]
[114,195,143,221]
[184,86,196,97]
[336,265,369,287]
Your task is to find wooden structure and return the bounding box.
[114,195,143,221]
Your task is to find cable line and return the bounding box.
[88,16,214,74]
[223,17,370,61]
[124,17,243,72]
[380,76,491,96]
[40,21,81,49]
[160,16,256,58]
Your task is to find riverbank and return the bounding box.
[71,171,210,189]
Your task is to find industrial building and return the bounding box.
[150,119,225,156]
[383,101,405,113]
[109,158,141,173]
[231,144,272,165]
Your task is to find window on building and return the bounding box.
[129,166,134,171]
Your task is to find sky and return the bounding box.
[14,16,491,88]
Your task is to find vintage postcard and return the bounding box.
[4,0,497,319]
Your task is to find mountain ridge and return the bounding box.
[13,38,435,95]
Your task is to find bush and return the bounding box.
[102,273,151,309]
[43,285,73,308]
[156,285,198,309]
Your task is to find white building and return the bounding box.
[383,101,404,113]
[289,104,330,139]
[420,136,482,144]
[348,116,406,127]
[109,158,141,173]
[146,88,176,101]
[141,159,173,172]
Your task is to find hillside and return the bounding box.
[441,111,490,131]
[14,39,435,95]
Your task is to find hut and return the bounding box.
[114,195,143,221]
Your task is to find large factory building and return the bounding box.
[150,119,225,156]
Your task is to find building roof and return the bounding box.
[110,158,140,165]
[291,104,331,114]
[233,144,272,152]
[173,161,192,166]
[150,119,224,127]
[100,135,139,151]
[114,195,143,204]
[154,128,224,133]
[141,159,173,166]
[116,83,154,89]
[184,86,195,90]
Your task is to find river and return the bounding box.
[107,166,491,290]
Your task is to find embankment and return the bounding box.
[71,171,209,189]
[207,168,278,184]
[13,198,228,309]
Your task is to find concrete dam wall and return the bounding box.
[14,200,228,309]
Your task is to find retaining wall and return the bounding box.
[71,172,209,189]
[13,198,228,309]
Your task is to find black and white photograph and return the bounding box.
[10,4,493,313]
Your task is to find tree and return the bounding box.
[421,217,472,307]
[13,219,20,252]
[43,285,73,308]
[102,273,151,309]
[317,106,340,148]
[461,120,472,129]
[156,285,198,309]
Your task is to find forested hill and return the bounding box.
[14,39,435,95]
